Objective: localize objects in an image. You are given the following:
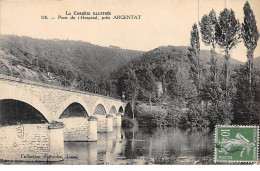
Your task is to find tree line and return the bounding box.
[115,1,260,128]
[189,1,259,127]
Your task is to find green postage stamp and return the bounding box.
[215,125,259,163]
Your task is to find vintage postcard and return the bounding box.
[0,0,260,165]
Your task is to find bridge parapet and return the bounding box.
[0,74,121,101]
[0,74,125,120]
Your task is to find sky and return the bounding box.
[0,0,260,62]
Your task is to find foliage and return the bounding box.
[188,23,202,99]
[118,70,139,119]
[190,24,200,55]
[215,8,240,102]
[241,1,259,89]
[164,68,178,98]
[231,1,260,125]
[232,64,260,125]
[135,66,158,102]
[200,10,217,48]
[186,103,209,128]
[124,102,135,118]
[200,10,218,84]
[164,108,181,127]
[241,1,259,54]
[201,76,223,105]
[118,69,139,101]
[135,105,167,128]
[114,46,208,105]
[121,116,136,128]
[216,9,241,52]
[207,101,232,127]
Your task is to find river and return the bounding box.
[59,127,214,165]
[0,127,214,165]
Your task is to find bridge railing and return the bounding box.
[0,73,122,101]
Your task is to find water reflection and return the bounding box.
[0,127,214,165]
[61,127,214,165]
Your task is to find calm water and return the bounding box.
[0,127,214,165]
[59,127,214,165]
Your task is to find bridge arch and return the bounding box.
[0,94,52,123]
[92,99,108,115]
[0,99,49,125]
[109,105,117,114]
[118,106,124,113]
[92,100,108,132]
[59,102,89,119]
[93,104,107,115]
[56,96,90,119]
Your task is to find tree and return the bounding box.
[200,10,218,83]
[165,68,178,98]
[215,8,240,102]
[232,64,259,125]
[190,24,200,55]
[200,9,225,114]
[188,23,202,100]
[135,66,158,107]
[241,1,259,90]
[119,69,139,119]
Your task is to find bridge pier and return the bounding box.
[114,127,123,154]
[88,116,98,141]
[87,142,97,164]
[112,114,117,127]
[106,114,113,133]
[0,122,65,162]
[96,115,107,133]
[116,126,122,140]
[48,122,65,161]
[61,117,89,142]
[116,113,122,127]
[104,132,113,164]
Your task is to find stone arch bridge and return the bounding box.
[0,74,126,162]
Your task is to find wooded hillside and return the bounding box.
[0,35,143,89]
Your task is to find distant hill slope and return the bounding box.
[112,46,244,82]
[111,46,244,101]
[117,46,243,74]
[0,35,144,86]
[254,56,260,69]
[131,46,243,67]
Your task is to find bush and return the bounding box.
[124,102,133,118]
[122,117,136,128]
[164,108,182,127]
[186,104,209,128]
[135,105,167,128]
[178,112,190,129]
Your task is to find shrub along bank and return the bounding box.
[122,102,212,129]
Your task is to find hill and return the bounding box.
[129,46,243,68]
[111,46,244,102]
[0,35,144,87]
[254,56,260,69]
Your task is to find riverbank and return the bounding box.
[122,102,193,128]
[121,155,214,165]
